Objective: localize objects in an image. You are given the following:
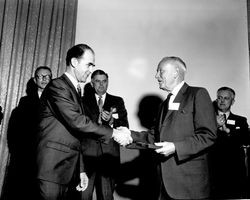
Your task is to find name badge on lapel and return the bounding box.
[169,102,180,110]
[227,119,235,125]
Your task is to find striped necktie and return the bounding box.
[98,95,103,124]
[77,84,82,97]
[223,113,227,123]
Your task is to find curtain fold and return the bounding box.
[248,0,250,79]
[0,0,77,195]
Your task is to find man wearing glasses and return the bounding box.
[34,66,52,98]
[3,66,52,199]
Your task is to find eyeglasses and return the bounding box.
[36,75,51,80]
[217,96,231,101]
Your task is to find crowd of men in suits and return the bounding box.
[2,43,249,200]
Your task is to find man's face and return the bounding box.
[74,50,95,83]
[216,90,234,112]
[155,62,177,92]
[92,74,108,96]
[35,69,52,90]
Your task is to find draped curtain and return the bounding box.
[0,0,77,195]
[248,0,250,79]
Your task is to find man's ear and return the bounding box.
[173,67,179,79]
[71,58,78,67]
[33,77,37,84]
[231,99,235,106]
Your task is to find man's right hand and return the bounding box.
[112,126,132,146]
[217,114,230,133]
[217,114,226,127]
[76,172,88,191]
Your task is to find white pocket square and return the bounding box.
[112,113,119,119]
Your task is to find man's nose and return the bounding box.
[155,72,159,79]
[220,98,225,103]
[89,66,93,73]
[42,77,48,81]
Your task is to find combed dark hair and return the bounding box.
[91,69,108,79]
[34,66,52,77]
[66,44,94,66]
[217,87,235,96]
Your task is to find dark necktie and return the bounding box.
[98,95,103,124]
[161,93,172,122]
[77,84,82,97]
[223,113,227,123]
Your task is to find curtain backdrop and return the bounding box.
[0,0,77,195]
[248,0,250,79]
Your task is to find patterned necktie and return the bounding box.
[98,95,103,124]
[77,84,82,97]
[161,93,172,122]
[223,113,227,123]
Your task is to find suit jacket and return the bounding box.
[210,111,249,197]
[131,83,217,199]
[222,112,249,144]
[36,74,113,185]
[81,92,129,178]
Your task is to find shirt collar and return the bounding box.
[166,81,184,103]
[65,72,79,91]
[38,90,42,98]
[171,81,185,97]
[95,93,106,104]
[218,111,230,119]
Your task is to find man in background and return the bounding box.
[17,66,52,116]
[81,69,129,200]
[3,66,52,199]
[34,66,52,98]
[210,86,249,199]
[117,56,217,199]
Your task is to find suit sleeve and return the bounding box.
[174,88,217,161]
[235,116,249,145]
[44,80,113,139]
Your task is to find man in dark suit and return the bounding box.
[81,69,129,200]
[117,56,217,199]
[35,44,131,200]
[210,87,249,199]
[3,66,52,199]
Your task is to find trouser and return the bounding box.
[80,171,115,200]
[38,178,80,200]
[158,181,172,200]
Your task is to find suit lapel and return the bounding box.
[103,93,112,111]
[90,93,99,113]
[83,93,99,120]
[61,74,84,112]
[161,83,189,124]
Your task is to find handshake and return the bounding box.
[112,126,133,146]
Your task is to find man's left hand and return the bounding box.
[155,141,176,156]
[102,110,112,121]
